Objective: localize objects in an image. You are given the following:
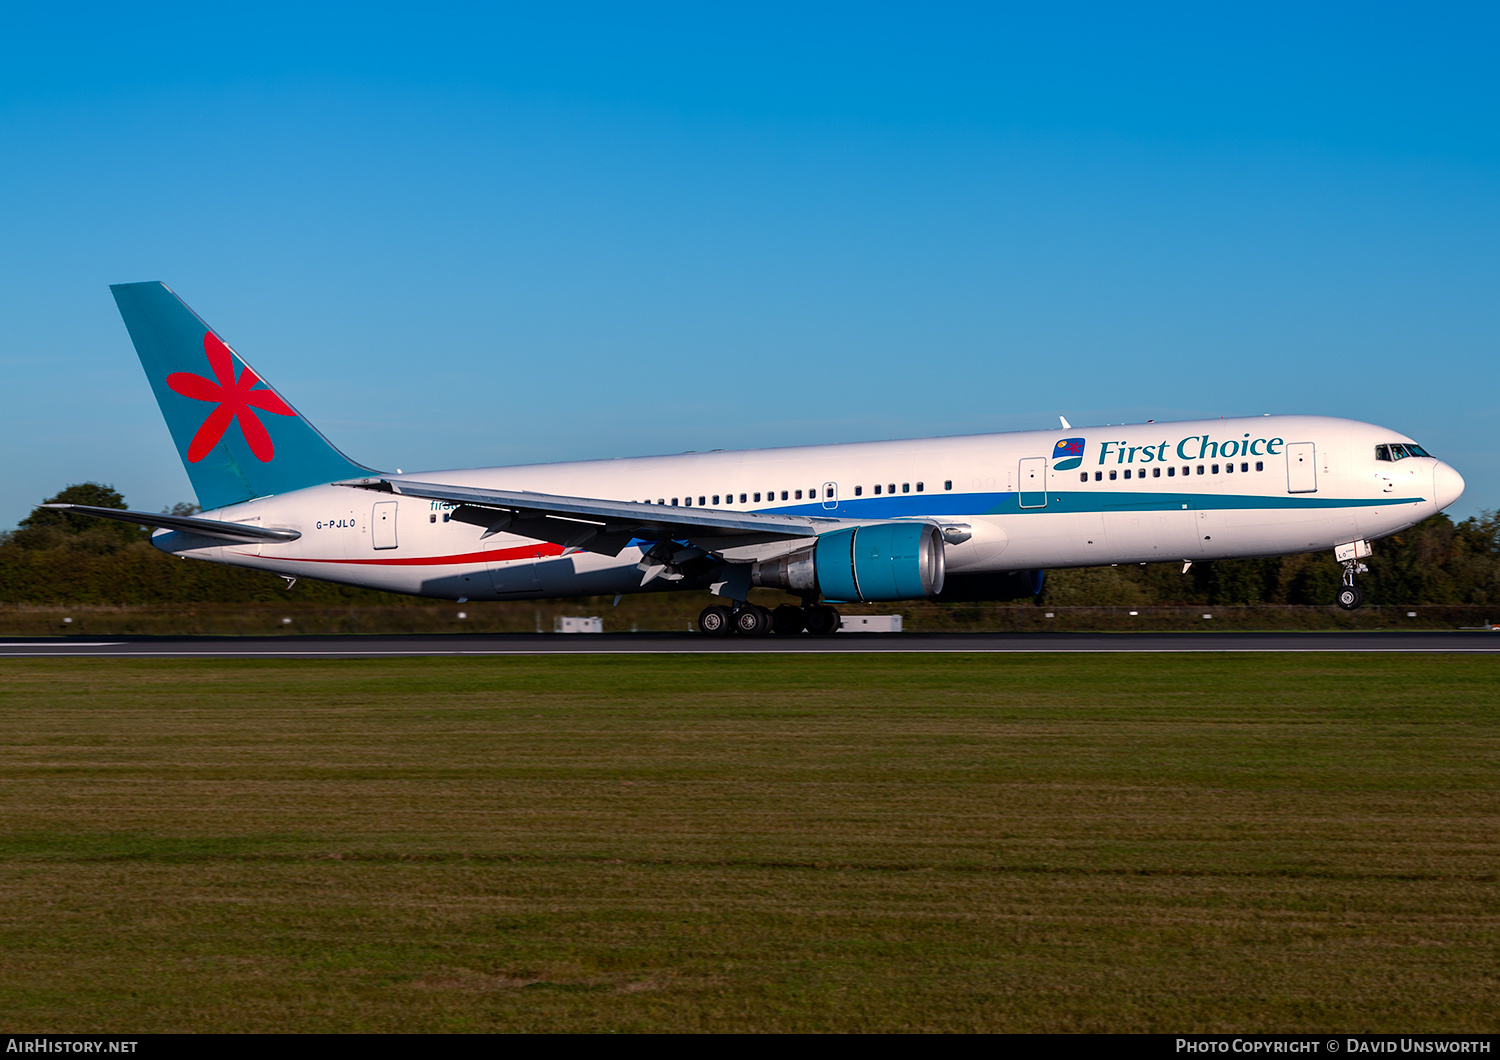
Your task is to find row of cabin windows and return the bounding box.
[640,488,823,507]
[854,482,923,497]
[633,479,956,508]
[1079,461,1265,483]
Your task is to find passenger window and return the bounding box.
[1196,466,1204,475]
[753,493,761,502]
[781,491,788,500]
[902,483,910,493]
[443,513,450,522]
[712,495,720,505]
[1109,470,1117,480]
[657,498,664,505]
[1167,467,1175,477]
[699,496,706,506]
[672,498,679,506]
[794,489,802,499]
[1123,469,1131,479]
[1255,462,1263,472]
[1095,471,1103,481]
[853,486,862,496]
[916,482,924,492]
[1211,464,1219,474]
[1225,463,1233,473]
[874,484,882,494]
[944,480,952,491]
[827,488,834,498]
[1153,467,1161,478]
[1079,473,1088,483]
[887,484,895,494]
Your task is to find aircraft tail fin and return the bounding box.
[111,282,372,511]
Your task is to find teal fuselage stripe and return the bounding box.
[749,491,1425,520]
[983,491,1426,516]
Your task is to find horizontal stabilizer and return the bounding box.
[42,504,301,544]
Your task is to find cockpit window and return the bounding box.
[1376,443,1431,462]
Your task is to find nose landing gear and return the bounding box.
[1334,540,1372,610]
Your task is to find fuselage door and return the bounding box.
[487,542,543,594]
[372,501,399,549]
[1018,457,1047,508]
[1286,442,1318,494]
[822,481,838,510]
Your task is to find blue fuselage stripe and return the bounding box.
[747,491,1425,520]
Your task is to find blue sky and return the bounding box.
[3,2,1496,529]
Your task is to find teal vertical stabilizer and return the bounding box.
[111,282,373,511]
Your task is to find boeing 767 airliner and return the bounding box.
[48,282,1466,635]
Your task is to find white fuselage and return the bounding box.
[159,414,1464,601]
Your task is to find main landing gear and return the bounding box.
[697,602,842,636]
[1334,540,1372,610]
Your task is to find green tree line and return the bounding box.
[1,484,415,605]
[4,483,1499,606]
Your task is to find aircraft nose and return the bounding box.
[1433,461,1465,512]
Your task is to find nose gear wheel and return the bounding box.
[1336,556,1369,610]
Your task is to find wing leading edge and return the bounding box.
[338,478,842,557]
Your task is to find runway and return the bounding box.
[1,630,1498,657]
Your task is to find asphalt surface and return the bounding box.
[1,631,1498,657]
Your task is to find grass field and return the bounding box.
[1,654,1496,1033]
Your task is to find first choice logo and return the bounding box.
[166,331,296,463]
[1097,434,1286,466]
[1052,437,1086,471]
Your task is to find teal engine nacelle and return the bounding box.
[751,522,946,601]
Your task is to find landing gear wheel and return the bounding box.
[1336,552,1369,611]
[698,605,732,635]
[804,605,841,636]
[734,605,771,636]
[770,604,807,635]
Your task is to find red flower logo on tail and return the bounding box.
[167,332,296,463]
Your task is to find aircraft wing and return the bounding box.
[339,478,838,556]
[42,504,301,544]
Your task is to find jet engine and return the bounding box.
[751,522,946,601]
